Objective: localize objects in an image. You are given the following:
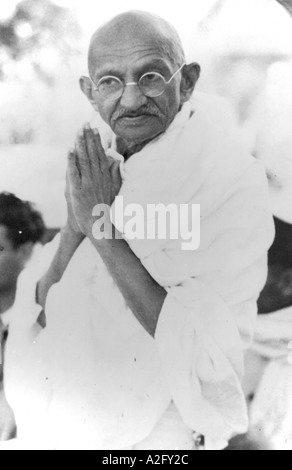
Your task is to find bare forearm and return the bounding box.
[88,232,167,337]
[37,227,84,309]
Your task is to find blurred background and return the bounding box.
[0,0,292,227]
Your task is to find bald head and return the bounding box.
[88,11,186,75]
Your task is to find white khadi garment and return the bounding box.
[4,93,274,450]
[248,307,292,450]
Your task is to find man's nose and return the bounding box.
[119,83,147,110]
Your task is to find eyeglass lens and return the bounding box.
[97,72,167,99]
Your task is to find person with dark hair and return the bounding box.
[0,192,45,442]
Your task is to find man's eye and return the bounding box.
[143,73,159,82]
[99,77,120,89]
[102,78,116,86]
[140,73,164,88]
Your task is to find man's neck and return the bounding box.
[0,287,16,315]
[115,109,183,160]
[116,136,159,160]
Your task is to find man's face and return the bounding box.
[0,225,22,291]
[88,42,183,147]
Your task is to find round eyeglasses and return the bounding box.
[90,63,186,101]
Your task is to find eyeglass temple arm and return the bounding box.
[89,77,98,91]
[165,63,186,84]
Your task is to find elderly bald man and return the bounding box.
[3,11,274,450]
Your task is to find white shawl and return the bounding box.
[4,92,274,450]
[247,307,292,450]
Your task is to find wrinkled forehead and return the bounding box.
[88,24,174,76]
[89,46,173,82]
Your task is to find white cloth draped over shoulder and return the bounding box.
[4,92,274,450]
[248,308,292,450]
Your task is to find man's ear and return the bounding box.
[180,63,201,104]
[80,76,99,112]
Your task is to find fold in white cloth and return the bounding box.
[250,307,292,360]
[4,92,274,450]
[247,308,292,450]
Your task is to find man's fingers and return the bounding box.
[92,127,109,174]
[67,148,81,189]
[92,126,104,153]
[83,124,108,177]
[83,123,100,171]
[65,170,70,198]
[82,124,110,177]
[110,160,121,181]
[75,128,91,178]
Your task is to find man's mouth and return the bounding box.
[117,114,156,125]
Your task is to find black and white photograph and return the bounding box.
[0,0,292,452]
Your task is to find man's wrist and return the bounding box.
[88,222,124,253]
[62,223,85,243]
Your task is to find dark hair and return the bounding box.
[0,192,46,249]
